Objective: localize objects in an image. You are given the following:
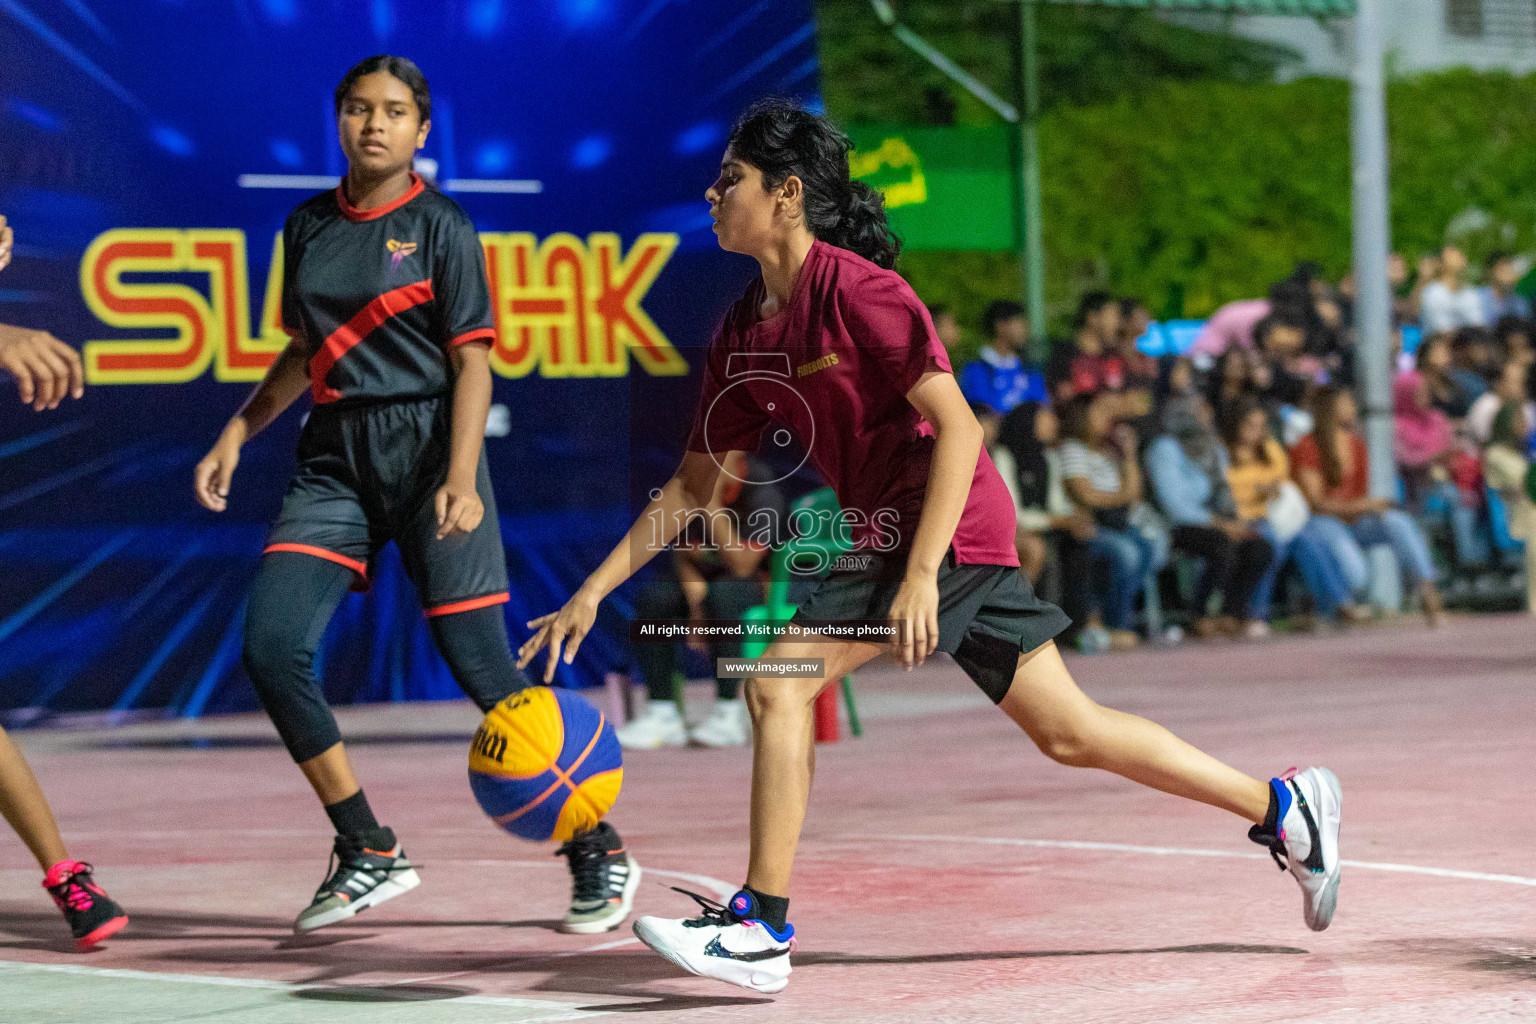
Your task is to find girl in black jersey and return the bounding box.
[193,56,637,935]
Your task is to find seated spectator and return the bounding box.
[1251,313,1314,416]
[1221,397,1363,631]
[970,400,1002,451]
[1292,386,1443,625]
[1146,394,1273,638]
[992,401,1093,589]
[927,302,963,355]
[1394,369,1487,571]
[958,299,1047,415]
[1156,355,1198,409]
[1494,314,1534,369]
[1058,393,1153,650]
[1047,291,1126,403]
[1481,401,1536,613]
[1420,244,1487,334]
[1478,251,1532,325]
[1208,347,1258,412]
[1271,262,1346,364]
[1111,297,1159,432]
[1189,296,1270,361]
[619,452,784,749]
[1415,331,1478,418]
[1450,326,1498,407]
[1466,358,1534,446]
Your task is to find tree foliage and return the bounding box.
[816,5,1536,358]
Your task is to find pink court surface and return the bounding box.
[3,614,1534,1023]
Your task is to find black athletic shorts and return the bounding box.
[790,549,1071,703]
[263,395,510,617]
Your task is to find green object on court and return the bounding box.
[742,488,863,737]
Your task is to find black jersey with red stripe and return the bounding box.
[281,173,496,406]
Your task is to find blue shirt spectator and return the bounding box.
[959,299,1048,414]
[1146,433,1227,528]
[1478,251,1532,325]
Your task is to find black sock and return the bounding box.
[324,790,379,839]
[743,885,789,932]
[1261,781,1280,832]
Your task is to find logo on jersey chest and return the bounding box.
[386,239,418,269]
[796,352,839,378]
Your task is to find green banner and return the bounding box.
[848,125,1019,252]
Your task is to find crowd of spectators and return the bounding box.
[943,244,1536,653]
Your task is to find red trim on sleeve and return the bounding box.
[450,328,497,349]
[424,592,510,618]
[310,279,435,403]
[335,173,425,222]
[263,543,368,579]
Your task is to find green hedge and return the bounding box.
[894,69,1536,362]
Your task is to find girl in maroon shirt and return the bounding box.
[519,101,1342,993]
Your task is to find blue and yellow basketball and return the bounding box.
[468,686,623,842]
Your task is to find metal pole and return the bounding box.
[1018,0,1047,356]
[1350,0,1395,501]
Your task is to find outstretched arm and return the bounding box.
[193,338,310,511]
[517,449,743,682]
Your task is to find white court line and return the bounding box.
[0,960,600,1021]
[850,834,1536,888]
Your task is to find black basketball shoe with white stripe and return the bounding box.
[556,821,640,934]
[294,830,420,933]
[1248,767,1342,932]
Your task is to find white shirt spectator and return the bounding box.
[1059,439,1122,493]
[1420,281,1487,334]
[1466,391,1536,444]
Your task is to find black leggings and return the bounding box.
[633,575,763,701]
[1169,525,1273,620]
[243,551,529,763]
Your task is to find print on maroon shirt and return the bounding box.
[686,241,1020,568]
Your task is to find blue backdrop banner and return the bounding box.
[0,0,821,719]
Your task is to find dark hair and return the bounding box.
[1219,395,1272,465]
[727,99,901,269]
[335,55,431,123]
[1486,249,1513,271]
[1494,314,1533,344]
[1451,325,1494,354]
[926,302,951,321]
[983,299,1025,338]
[1415,331,1451,371]
[1074,290,1115,331]
[1252,310,1306,349]
[1309,385,1350,489]
[1058,394,1098,443]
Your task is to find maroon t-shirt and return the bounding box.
[685,241,1019,567]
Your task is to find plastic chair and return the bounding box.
[742,487,863,740]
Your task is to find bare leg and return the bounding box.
[298,742,363,806]
[743,638,882,897]
[1000,641,1270,823]
[0,726,69,870]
